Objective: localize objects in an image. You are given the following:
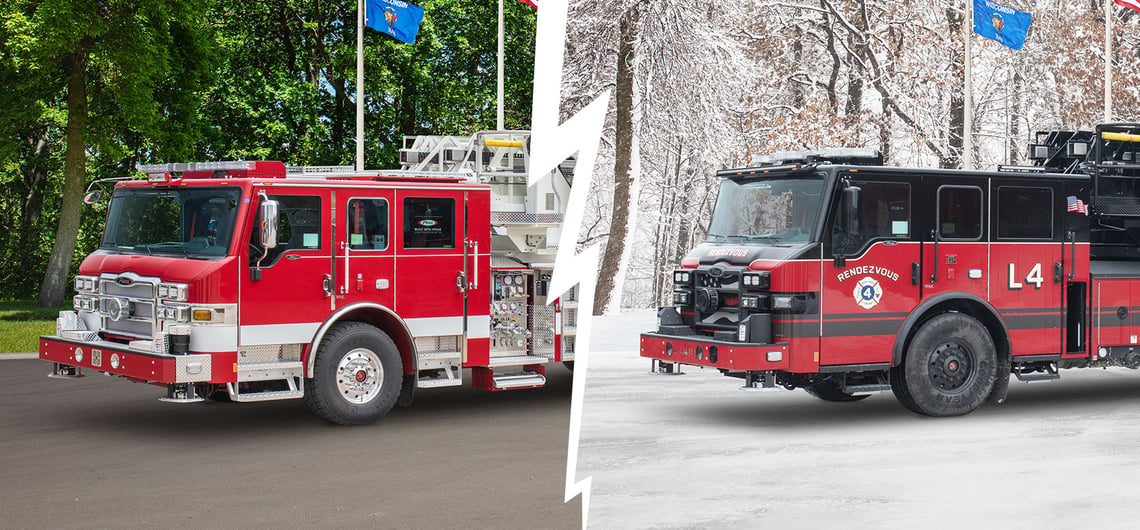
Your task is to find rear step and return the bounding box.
[472,364,547,391]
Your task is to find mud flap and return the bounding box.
[398,373,416,407]
[986,354,1012,404]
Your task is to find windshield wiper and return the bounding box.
[147,242,190,258]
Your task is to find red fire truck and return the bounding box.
[41,131,579,425]
[641,123,1140,416]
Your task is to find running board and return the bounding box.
[416,351,462,389]
[1013,362,1060,383]
[225,377,304,402]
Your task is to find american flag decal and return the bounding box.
[1067,195,1089,215]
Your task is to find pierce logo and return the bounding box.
[418,219,438,227]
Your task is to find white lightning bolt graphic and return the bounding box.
[528,1,609,528]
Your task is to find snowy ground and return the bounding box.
[580,310,1140,529]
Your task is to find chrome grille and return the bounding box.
[97,272,160,338]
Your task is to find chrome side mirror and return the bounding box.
[258,197,279,249]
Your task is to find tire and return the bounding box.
[803,380,870,402]
[890,313,996,417]
[304,322,402,425]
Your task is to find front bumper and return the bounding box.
[640,332,790,371]
[40,335,217,384]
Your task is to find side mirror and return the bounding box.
[83,190,103,205]
[843,186,861,237]
[259,199,279,249]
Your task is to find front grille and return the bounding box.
[693,269,744,329]
[97,273,160,338]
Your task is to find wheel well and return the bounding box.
[306,305,417,377]
[894,296,1010,369]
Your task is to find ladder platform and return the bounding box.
[487,355,549,367]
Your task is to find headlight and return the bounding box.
[157,305,190,322]
[157,283,189,301]
[673,270,692,284]
[74,275,98,293]
[743,272,770,289]
[73,296,97,312]
[672,291,692,306]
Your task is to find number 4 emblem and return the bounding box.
[1008,263,1044,290]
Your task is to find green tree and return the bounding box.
[1,0,217,306]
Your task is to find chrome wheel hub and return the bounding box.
[335,348,383,404]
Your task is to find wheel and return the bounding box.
[890,313,996,417]
[803,380,870,402]
[563,361,574,371]
[304,322,402,425]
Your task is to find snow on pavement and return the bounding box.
[580,310,1140,528]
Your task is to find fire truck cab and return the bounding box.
[42,131,578,425]
[642,123,1140,417]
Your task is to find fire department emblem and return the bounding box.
[853,276,882,309]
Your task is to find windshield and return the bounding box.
[706,175,826,243]
[101,186,244,258]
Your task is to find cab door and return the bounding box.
[394,190,468,352]
[820,173,921,366]
[239,189,332,346]
[920,179,989,301]
[339,192,396,310]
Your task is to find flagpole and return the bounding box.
[497,0,505,130]
[1106,0,1113,123]
[964,0,974,170]
[356,0,366,171]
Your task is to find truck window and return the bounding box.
[249,194,322,267]
[403,197,455,249]
[347,198,389,251]
[996,186,1052,240]
[938,186,983,240]
[832,180,909,256]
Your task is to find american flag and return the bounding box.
[1067,196,1089,215]
[1115,0,1140,14]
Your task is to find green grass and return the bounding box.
[0,301,69,354]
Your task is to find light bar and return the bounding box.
[136,161,256,174]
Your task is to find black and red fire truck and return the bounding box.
[41,131,579,425]
[641,123,1140,416]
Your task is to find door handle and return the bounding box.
[929,230,939,283]
[322,274,333,297]
[456,271,467,293]
[1054,261,1064,283]
[912,262,920,286]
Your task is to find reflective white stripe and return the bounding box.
[240,323,320,346]
[467,315,490,339]
[405,316,463,337]
[189,325,238,352]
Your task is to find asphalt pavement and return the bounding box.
[0,357,579,528]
